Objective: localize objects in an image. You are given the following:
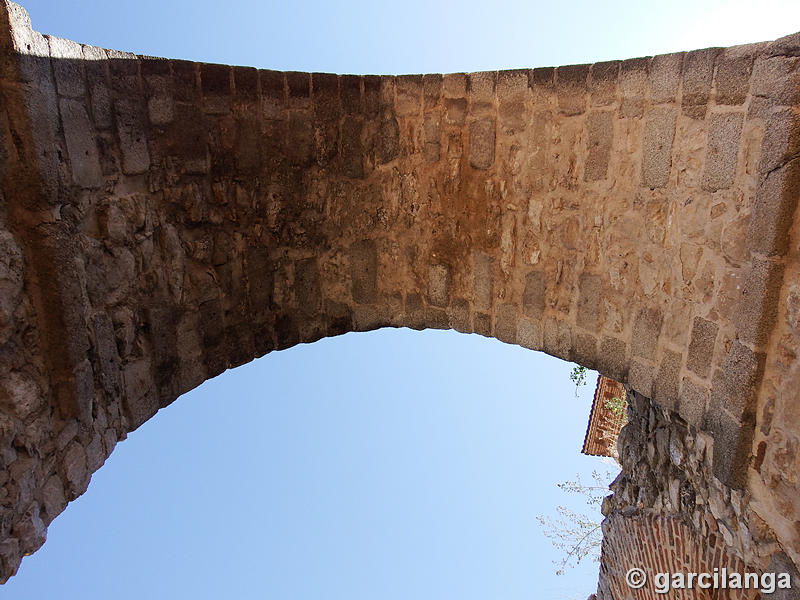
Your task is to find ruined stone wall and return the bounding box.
[597,389,800,598]
[0,0,798,588]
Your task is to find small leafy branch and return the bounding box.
[569,365,588,397]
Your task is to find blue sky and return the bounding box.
[4,1,800,599]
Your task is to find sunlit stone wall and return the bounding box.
[0,0,798,587]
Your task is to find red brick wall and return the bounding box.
[600,511,760,600]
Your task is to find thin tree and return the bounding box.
[569,365,588,396]
[537,469,616,575]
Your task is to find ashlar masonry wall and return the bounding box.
[0,0,798,586]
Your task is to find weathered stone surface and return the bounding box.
[631,307,662,360]
[494,303,517,344]
[48,35,84,97]
[682,48,720,119]
[122,358,157,430]
[62,442,88,497]
[473,311,491,337]
[396,75,421,116]
[472,252,494,310]
[686,317,718,378]
[468,117,495,169]
[114,98,150,174]
[747,159,800,257]
[91,312,122,399]
[286,71,310,105]
[628,360,654,397]
[59,99,102,188]
[516,318,541,351]
[85,53,112,129]
[640,108,676,188]
[522,271,545,318]
[715,51,754,105]
[340,74,360,114]
[1,5,799,588]
[341,116,365,177]
[649,52,682,103]
[295,258,321,316]
[736,258,785,347]
[758,108,800,173]
[711,341,766,422]
[588,61,618,106]
[709,405,754,490]
[233,66,258,98]
[702,112,743,191]
[200,62,231,113]
[497,69,528,131]
[678,377,708,428]
[448,297,469,333]
[0,372,41,419]
[574,332,598,369]
[529,67,553,99]
[260,69,284,118]
[442,72,466,98]
[752,54,800,106]
[422,74,442,109]
[444,97,466,125]
[349,240,377,304]
[598,337,628,383]
[542,317,572,362]
[41,475,67,522]
[497,69,526,100]
[584,111,613,181]
[577,273,602,330]
[653,349,681,412]
[145,72,174,125]
[619,57,648,118]
[374,115,399,165]
[423,112,441,163]
[427,264,450,307]
[468,71,495,109]
[555,64,588,116]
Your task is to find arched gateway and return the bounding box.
[1,2,799,593]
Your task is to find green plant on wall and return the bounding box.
[569,365,588,396]
[604,396,627,417]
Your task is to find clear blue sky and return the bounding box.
[4,1,799,599]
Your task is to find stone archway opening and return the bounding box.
[3,328,612,599]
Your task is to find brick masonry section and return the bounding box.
[598,390,800,599]
[600,512,761,600]
[0,0,798,591]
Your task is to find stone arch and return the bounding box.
[1,0,798,582]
